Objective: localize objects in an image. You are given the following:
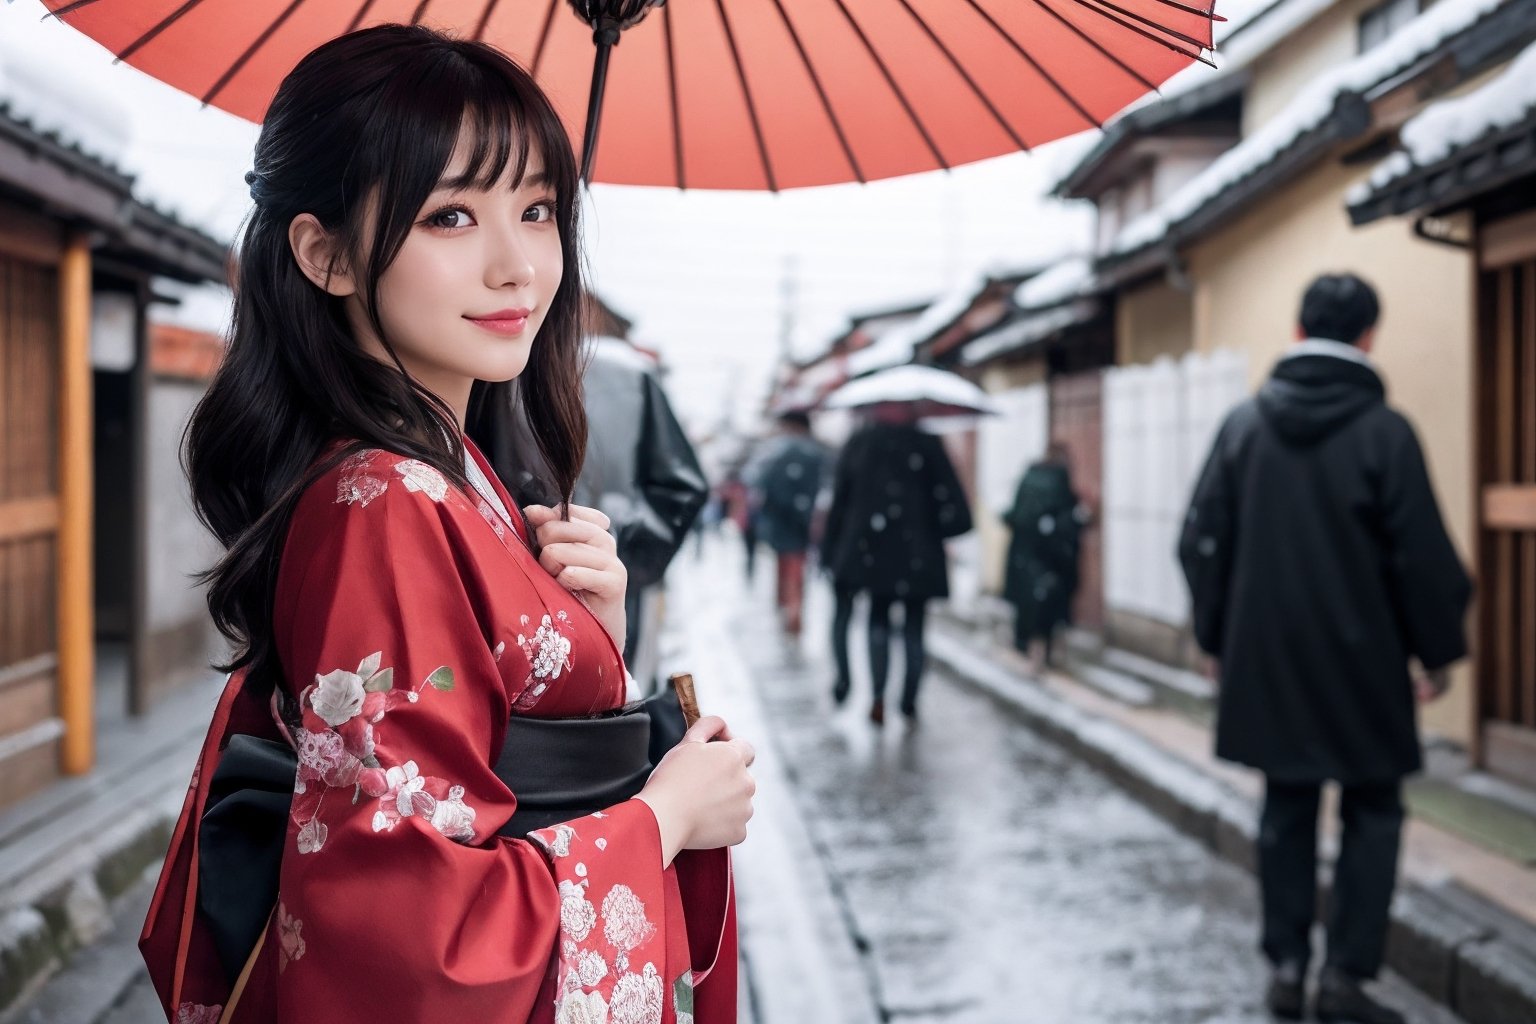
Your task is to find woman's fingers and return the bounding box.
[539,542,619,573]
[523,503,613,533]
[554,565,622,596]
[684,715,731,743]
[527,517,617,553]
[728,737,756,768]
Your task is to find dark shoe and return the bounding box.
[831,679,851,706]
[1264,960,1306,1020]
[899,696,918,721]
[868,702,885,727]
[1315,966,1404,1024]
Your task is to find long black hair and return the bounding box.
[186,25,588,687]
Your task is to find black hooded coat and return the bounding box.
[1178,344,1472,784]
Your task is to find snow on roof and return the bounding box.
[0,2,258,241]
[847,271,991,376]
[1350,39,1536,202]
[150,278,235,337]
[1082,0,1337,145]
[1015,256,1095,310]
[1111,0,1518,256]
[961,299,1101,367]
[0,41,132,169]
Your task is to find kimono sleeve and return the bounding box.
[1377,414,1473,671]
[273,472,671,1023]
[1179,417,1238,657]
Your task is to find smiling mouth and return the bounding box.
[465,311,531,336]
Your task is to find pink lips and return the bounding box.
[466,308,531,336]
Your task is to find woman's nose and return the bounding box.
[487,223,536,288]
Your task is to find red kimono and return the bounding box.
[141,440,736,1024]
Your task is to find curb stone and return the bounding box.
[0,801,178,1022]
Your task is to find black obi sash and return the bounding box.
[198,688,685,982]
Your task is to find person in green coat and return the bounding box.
[1003,443,1083,672]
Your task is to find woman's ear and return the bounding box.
[288,213,357,297]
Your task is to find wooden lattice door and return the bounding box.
[1477,217,1536,782]
[0,250,63,799]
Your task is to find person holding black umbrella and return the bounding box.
[822,404,972,725]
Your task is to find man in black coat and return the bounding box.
[1179,274,1471,1024]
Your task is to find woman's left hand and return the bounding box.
[525,504,628,653]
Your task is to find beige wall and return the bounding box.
[1244,0,1375,135]
[1116,279,1194,366]
[1185,155,1478,744]
[976,359,1048,595]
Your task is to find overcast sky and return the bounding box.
[0,0,1200,435]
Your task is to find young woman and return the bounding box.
[140,26,752,1024]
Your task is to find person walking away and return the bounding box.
[1179,273,1471,1024]
[1003,443,1083,674]
[822,404,973,725]
[752,411,828,635]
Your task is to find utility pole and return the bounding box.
[778,251,799,368]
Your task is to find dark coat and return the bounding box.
[1179,345,1472,784]
[822,423,972,600]
[1003,462,1082,640]
[752,434,829,554]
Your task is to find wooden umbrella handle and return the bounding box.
[669,672,701,729]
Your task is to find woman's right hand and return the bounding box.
[636,716,756,867]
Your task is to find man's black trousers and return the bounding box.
[1258,777,1405,978]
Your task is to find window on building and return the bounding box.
[1358,0,1420,52]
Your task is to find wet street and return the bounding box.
[20,537,1462,1024]
[669,536,1460,1024]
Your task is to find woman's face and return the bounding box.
[349,131,565,422]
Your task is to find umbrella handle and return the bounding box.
[580,17,623,184]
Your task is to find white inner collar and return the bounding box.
[1285,337,1376,368]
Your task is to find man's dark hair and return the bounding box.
[1299,273,1380,345]
[778,411,812,431]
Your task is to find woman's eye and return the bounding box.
[427,207,475,230]
[523,201,557,224]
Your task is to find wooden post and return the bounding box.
[58,232,94,774]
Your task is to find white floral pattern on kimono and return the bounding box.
[175,1003,222,1024]
[335,449,452,508]
[287,652,474,855]
[277,902,306,973]
[512,611,575,711]
[533,814,668,1024]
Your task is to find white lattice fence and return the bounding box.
[1103,350,1248,625]
[977,384,1050,517]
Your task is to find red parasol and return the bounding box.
[43,0,1221,188]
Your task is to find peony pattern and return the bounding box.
[602,885,655,953]
[558,879,598,943]
[175,1004,223,1024]
[609,962,664,1024]
[288,652,472,855]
